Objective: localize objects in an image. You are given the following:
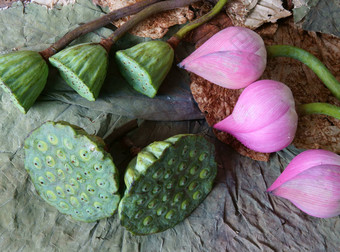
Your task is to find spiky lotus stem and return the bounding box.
[24,121,120,222]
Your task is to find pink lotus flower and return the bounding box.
[178,26,266,89]
[214,80,298,153]
[267,149,340,218]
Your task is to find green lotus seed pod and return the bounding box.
[24,121,120,222]
[118,134,217,235]
[115,41,174,98]
[0,51,48,113]
[49,43,108,101]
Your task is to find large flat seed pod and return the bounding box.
[115,41,174,98]
[0,51,48,113]
[49,43,108,101]
[118,134,217,235]
[24,121,120,222]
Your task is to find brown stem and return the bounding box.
[99,0,200,51]
[39,0,163,60]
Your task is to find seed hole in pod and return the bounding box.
[55,186,65,198]
[46,191,57,201]
[45,156,55,167]
[94,202,102,210]
[168,158,175,166]
[193,191,202,200]
[199,153,207,161]
[63,138,73,150]
[56,149,66,160]
[157,206,167,216]
[38,176,46,186]
[189,150,197,158]
[173,192,183,203]
[190,165,199,175]
[33,157,42,169]
[179,176,187,187]
[45,172,56,182]
[143,216,153,226]
[59,202,69,210]
[76,173,83,182]
[182,146,188,156]
[162,194,168,202]
[80,193,89,202]
[86,208,93,215]
[152,169,162,179]
[37,140,48,152]
[188,181,198,191]
[70,155,79,166]
[164,169,172,179]
[178,163,186,172]
[57,169,65,180]
[200,169,209,179]
[94,164,103,172]
[147,200,156,209]
[165,210,175,220]
[96,179,106,187]
[166,182,173,190]
[141,182,151,192]
[135,210,144,219]
[65,184,75,195]
[152,185,161,194]
[48,134,58,145]
[87,185,95,194]
[79,149,90,161]
[64,163,72,174]
[181,200,189,210]
[99,193,109,201]
[70,196,80,207]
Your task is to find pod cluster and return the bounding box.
[24,121,120,222]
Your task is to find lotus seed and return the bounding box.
[162,195,168,202]
[57,149,66,160]
[165,210,175,220]
[182,146,188,155]
[181,200,188,210]
[147,200,156,209]
[152,170,162,179]
[80,193,89,203]
[69,178,78,188]
[63,138,73,150]
[37,140,48,152]
[94,202,102,210]
[80,149,90,161]
[33,157,42,169]
[38,176,46,185]
[45,156,55,167]
[190,165,199,175]
[193,191,202,200]
[94,164,103,172]
[70,155,79,166]
[59,202,69,210]
[179,176,187,186]
[135,210,144,219]
[199,153,207,161]
[164,169,171,179]
[46,191,57,201]
[188,181,198,191]
[141,183,151,192]
[168,158,175,165]
[173,192,183,203]
[143,216,153,226]
[70,196,80,207]
[189,150,197,157]
[57,169,65,179]
[96,179,106,187]
[87,185,95,194]
[156,206,167,216]
[166,182,173,190]
[65,184,75,195]
[55,186,65,198]
[48,134,58,145]
[45,172,56,182]
[178,163,186,172]
[200,169,209,179]
[64,163,72,174]
[152,185,161,194]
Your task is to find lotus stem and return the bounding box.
[267,45,340,101]
[39,0,162,60]
[100,0,200,51]
[167,0,228,49]
[298,102,340,120]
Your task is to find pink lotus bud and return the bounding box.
[178,26,266,89]
[267,150,340,218]
[214,80,298,153]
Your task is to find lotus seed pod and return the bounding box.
[118,134,217,235]
[115,40,174,98]
[24,121,120,222]
[49,43,108,101]
[0,51,48,113]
